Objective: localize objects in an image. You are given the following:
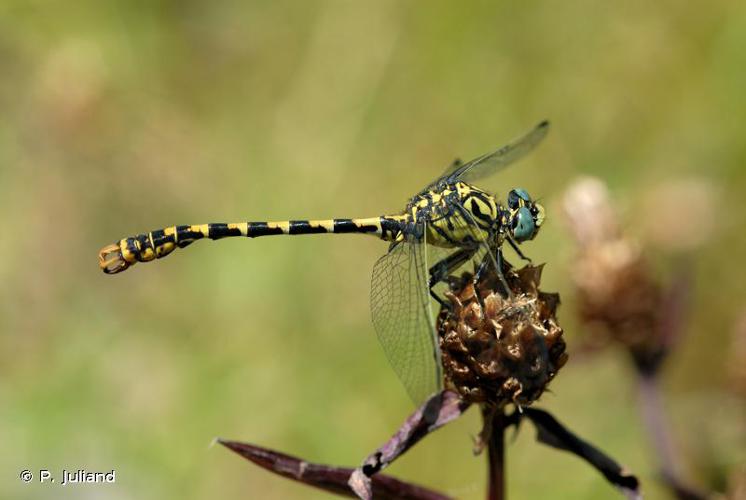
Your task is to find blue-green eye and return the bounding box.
[508,188,531,209]
[512,206,536,241]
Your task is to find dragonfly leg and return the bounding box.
[473,248,512,299]
[507,236,532,263]
[429,289,449,308]
[496,248,513,297]
[428,247,477,307]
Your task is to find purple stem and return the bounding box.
[636,374,709,500]
[634,259,709,499]
[219,439,452,500]
[349,391,470,500]
[637,375,679,479]
[485,407,507,500]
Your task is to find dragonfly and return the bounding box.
[98,121,549,404]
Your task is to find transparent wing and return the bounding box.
[424,243,467,300]
[370,226,442,405]
[437,121,549,185]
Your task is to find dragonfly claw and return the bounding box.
[98,243,131,274]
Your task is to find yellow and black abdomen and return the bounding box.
[99,224,219,274]
[99,217,405,274]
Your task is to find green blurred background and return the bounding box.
[1,1,744,499]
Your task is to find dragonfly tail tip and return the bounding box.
[98,243,130,274]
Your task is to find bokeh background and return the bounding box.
[1,1,744,499]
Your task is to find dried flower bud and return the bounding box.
[562,177,666,372]
[437,264,567,407]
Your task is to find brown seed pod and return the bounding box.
[437,264,567,407]
[561,177,668,373]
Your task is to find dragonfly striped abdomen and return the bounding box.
[99,216,407,274]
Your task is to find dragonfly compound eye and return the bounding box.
[512,206,536,242]
[508,188,532,209]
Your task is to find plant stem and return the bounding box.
[484,406,507,500]
[637,374,708,500]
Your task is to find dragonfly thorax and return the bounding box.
[406,181,500,249]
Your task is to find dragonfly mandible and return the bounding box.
[98,121,550,404]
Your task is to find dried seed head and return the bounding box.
[562,177,666,372]
[437,264,567,407]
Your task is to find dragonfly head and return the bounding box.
[506,188,545,242]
